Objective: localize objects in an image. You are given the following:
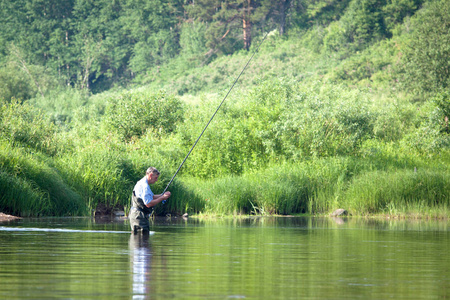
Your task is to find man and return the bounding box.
[130,167,171,232]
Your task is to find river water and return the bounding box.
[0,216,448,299]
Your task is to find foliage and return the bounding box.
[314,0,423,57]
[398,0,450,95]
[0,0,184,92]
[326,38,399,87]
[397,95,450,153]
[103,89,184,141]
[341,0,387,50]
[383,0,423,33]
[0,63,38,102]
[185,0,276,52]
[433,90,450,134]
[2,0,423,92]
[0,100,58,155]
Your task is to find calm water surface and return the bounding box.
[0,216,449,299]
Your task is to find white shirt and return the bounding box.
[133,176,154,205]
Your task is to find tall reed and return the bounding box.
[167,154,450,218]
[174,158,353,216]
[0,141,88,216]
[0,170,50,217]
[343,169,450,217]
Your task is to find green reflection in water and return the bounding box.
[0,217,449,299]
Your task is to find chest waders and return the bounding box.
[130,191,153,232]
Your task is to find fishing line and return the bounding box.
[161,32,269,200]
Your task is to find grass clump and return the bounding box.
[343,169,450,217]
[0,141,87,216]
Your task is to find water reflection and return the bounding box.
[331,217,347,225]
[129,233,152,300]
[0,217,448,299]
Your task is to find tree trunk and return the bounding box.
[279,0,291,36]
[243,0,252,51]
[243,17,252,50]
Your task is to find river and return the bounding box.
[0,216,448,299]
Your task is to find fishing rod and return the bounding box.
[161,32,269,202]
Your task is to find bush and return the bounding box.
[401,96,450,153]
[27,86,91,127]
[275,83,375,158]
[433,90,450,134]
[103,89,184,141]
[0,100,58,155]
[0,63,37,101]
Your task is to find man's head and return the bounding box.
[146,167,160,184]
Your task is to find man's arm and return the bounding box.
[145,192,171,208]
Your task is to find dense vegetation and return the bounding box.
[0,0,449,218]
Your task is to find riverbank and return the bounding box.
[2,84,450,218]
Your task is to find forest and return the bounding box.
[0,0,449,218]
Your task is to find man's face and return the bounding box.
[147,173,159,184]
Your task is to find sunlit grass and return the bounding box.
[167,154,450,219]
[342,169,450,217]
[0,141,88,216]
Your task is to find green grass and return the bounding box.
[0,141,88,216]
[162,153,450,219]
[343,169,450,217]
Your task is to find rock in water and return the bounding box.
[0,213,21,222]
[330,209,348,217]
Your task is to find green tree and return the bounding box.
[304,0,351,25]
[0,64,37,102]
[121,0,184,80]
[341,0,387,50]
[433,91,450,134]
[72,0,129,90]
[0,0,76,86]
[186,0,273,53]
[382,0,423,34]
[399,0,450,95]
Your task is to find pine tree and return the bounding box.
[186,0,273,52]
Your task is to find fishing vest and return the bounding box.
[129,191,153,232]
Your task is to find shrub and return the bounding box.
[433,90,450,134]
[103,89,184,141]
[0,63,37,101]
[276,84,375,158]
[0,99,57,155]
